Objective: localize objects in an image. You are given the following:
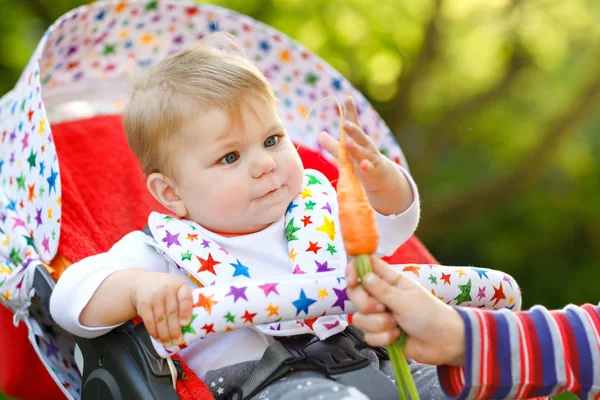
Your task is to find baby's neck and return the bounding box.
[208,230,246,238]
[202,222,276,238]
[180,215,281,238]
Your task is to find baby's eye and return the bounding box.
[219,151,240,164]
[264,134,282,148]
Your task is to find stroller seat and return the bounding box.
[0,1,519,399]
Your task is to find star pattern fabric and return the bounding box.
[147,261,522,358]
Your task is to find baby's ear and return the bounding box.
[147,173,188,217]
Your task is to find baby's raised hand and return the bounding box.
[318,97,414,215]
[131,271,193,347]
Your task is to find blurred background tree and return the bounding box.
[0,0,599,314]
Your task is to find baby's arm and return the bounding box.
[50,231,192,346]
[78,268,146,327]
[373,166,420,256]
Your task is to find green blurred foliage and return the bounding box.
[1,0,599,313]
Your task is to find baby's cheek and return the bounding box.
[207,183,247,216]
[291,162,305,192]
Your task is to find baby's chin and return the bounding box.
[258,203,289,225]
[250,201,291,230]
[211,208,287,234]
[202,192,296,234]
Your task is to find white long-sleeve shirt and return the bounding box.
[50,168,420,379]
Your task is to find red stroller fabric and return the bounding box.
[0,114,437,400]
[0,303,66,399]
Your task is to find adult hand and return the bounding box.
[347,257,466,366]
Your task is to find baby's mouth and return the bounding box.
[259,185,281,198]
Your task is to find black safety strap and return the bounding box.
[345,324,389,361]
[226,341,299,400]
[226,328,397,400]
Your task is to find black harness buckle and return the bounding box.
[277,333,371,376]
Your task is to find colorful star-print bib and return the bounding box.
[147,169,349,340]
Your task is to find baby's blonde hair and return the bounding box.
[123,39,276,176]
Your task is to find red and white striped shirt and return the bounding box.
[438,303,600,399]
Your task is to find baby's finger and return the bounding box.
[345,143,382,190]
[363,328,401,347]
[347,284,386,314]
[344,135,371,163]
[344,96,359,125]
[138,302,158,340]
[177,285,194,326]
[352,312,398,333]
[152,300,172,346]
[318,131,339,159]
[165,292,182,344]
[343,121,378,154]
[358,159,376,178]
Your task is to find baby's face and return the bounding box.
[173,97,304,233]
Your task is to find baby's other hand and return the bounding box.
[131,271,193,347]
[318,96,414,215]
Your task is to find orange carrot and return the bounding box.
[337,124,379,255]
[336,106,419,400]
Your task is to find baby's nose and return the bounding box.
[251,155,277,178]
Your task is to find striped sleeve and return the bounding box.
[437,303,600,399]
